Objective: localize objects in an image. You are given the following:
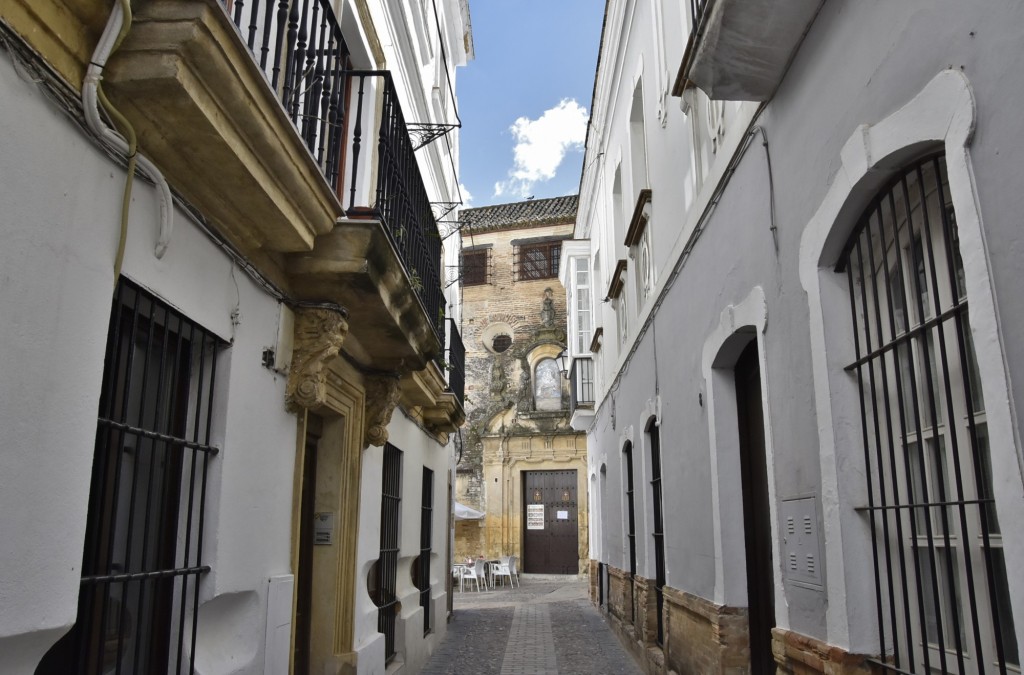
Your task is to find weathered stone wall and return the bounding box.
[455,215,589,569]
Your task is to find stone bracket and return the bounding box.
[286,308,349,412]
[365,374,402,447]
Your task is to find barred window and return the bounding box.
[373,442,403,663]
[40,278,224,674]
[462,249,490,286]
[841,154,1018,673]
[416,467,434,635]
[515,241,561,281]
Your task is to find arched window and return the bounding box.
[841,154,1017,672]
[647,418,665,646]
[622,441,637,624]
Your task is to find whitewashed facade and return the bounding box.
[0,0,470,673]
[566,1,1024,673]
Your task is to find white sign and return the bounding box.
[314,512,334,545]
[526,504,545,530]
[556,510,569,520]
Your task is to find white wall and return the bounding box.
[0,42,299,674]
[576,0,1024,657]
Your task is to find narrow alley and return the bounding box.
[421,579,641,675]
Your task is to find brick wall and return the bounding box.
[772,628,876,675]
[595,578,876,675]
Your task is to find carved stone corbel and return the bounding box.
[365,374,402,447]
[286,307,349,412]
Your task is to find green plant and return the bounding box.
[408,270,423,291]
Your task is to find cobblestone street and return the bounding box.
[420,578,642,675]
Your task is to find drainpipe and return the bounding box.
[83,0,173,282]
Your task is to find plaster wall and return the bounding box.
[353,412,451,675]
[0,45,297,673]
[582,0,1024,661]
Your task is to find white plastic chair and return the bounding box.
[461,558,486,592]
[492,556,516,588]
[508,555,520,587]
[452,565,466,592]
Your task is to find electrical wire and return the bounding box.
[590,103,774,419]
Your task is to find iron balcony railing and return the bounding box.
[569,357,594,415]
[226,0,352,188]
[689,0,710,32]
[224,0,445,343]
[346,71,445,340]
[445,318,466,407]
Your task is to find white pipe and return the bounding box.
[82,2,172,258]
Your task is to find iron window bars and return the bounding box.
[461,248,490,286]
[419,468,434,635]
[623,441,638,625]
[57,278,223,675]
[514,241,562,281]
[648,421,666,647]
[375,442,403,662]
[839,154,1018,673]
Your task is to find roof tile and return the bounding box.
[460,195,578,232]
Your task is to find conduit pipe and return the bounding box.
[83,0,172,267]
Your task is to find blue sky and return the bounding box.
[457,1,604,208]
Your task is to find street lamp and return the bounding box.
[555,349,569,379]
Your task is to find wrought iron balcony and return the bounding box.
[674,0,824,100]
[444,319,466,408]
[226,0,351,190]
[345,71,446,342]
[226,0,445,346]
[569,357,595,416]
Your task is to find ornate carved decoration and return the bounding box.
[365,375,402,447]
[286,308,349,411]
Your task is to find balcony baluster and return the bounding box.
[223,0,446,345]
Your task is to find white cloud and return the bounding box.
[459,182,473,207]
[494,98,587,199]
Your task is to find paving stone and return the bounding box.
[420,578,642,675]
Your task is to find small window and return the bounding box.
[462,249,490,286]
[515,241,562,281]
[492,334,512,353]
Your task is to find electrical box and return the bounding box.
[780,495,824,589]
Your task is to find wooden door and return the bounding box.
[735,343,775,675]
[522,470,579,574]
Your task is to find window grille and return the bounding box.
[839,154,1018,673]
[47,278,224,675]
[514,241,562,281]
[461,249,490,286]
[648,421,666,646]
[418,467,434,635]
[375,442,403,662]
[623,442,637,624]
